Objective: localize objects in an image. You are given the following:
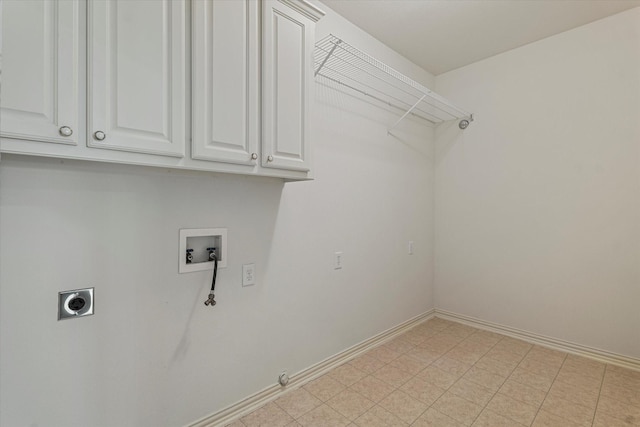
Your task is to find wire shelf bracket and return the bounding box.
[314,34,473,132]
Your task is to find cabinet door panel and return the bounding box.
[262,0,319,172]
[88,0,186,157]
[192,0,259,165]
[0,0,79,145]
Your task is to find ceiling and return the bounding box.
[321,0,640,75]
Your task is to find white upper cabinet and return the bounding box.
[1,0,324,180]
[0,0,79,145]
[87,0,186,157]
[192,0,259,166]
[262,0,324,172]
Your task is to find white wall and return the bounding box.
[0,3,435,427]
[434,8,640,359]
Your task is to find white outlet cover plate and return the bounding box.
[242,263,256,286]
[179,228,227,273]
[334,251,343,270]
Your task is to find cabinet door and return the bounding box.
[88,0,186,157]
[262,0,323,172]
[192,0,259,166]
[0,0,79,145]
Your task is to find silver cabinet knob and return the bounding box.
[93,131,106,141]
[251,152,258,160]
[267,155,274,162]
[59,126,73,137]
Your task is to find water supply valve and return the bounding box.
[186,248,194,264]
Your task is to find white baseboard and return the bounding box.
[434,309,640,372]
[188,309,436,427]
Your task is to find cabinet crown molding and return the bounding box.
[278,0,325,22]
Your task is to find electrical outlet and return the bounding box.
[242,263,256,286]
[334,252,343,270]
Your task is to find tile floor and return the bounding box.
[226,318,640,426]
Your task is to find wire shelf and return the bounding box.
[314,34,472,130]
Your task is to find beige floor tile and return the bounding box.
[492,337,533,356]
[592,411,636,427]
[562,354,605,379]
[474,355,519,377]
[470,328,503,339]
[326,388,375,421]
[559,362,605,381]
[304,374,346,402]
[241,402,295,427]
[367,345,402,364]
[296,405,350,427]
[486,393,538,425]
[462,366,507,392]
[411,325,440,340]
[471,409,526,427]
[548,378,599,408]
[448,378,495,406]
[601,381,640,407]
[383,337,415,354]
[445,324,478,338]
[596,396,640,425]
[462,338,501,351]
[406,346,442,363]
[400,376,446,405]
[329,364,368,386]
[455,339,494,353]
[446,347,486,365]
[399,329,429,346]
[388,353,430,375]
[606,365,640,381]
[416,365,459,389]
[466,330,503,346]
[604,371,640,393]
[275,388,322,419]
[485,347,526,365]
[378,389,430,424]
[427,333,465,349]
[509,366,555,392]
[412,408,464,427]
[432,392,483,426]
[541,394,595,426]
[532,410,582,427]
[236,322,629,427]
[429,317,456,328]
[433,356,472,377]
[518,357,561,379]
[349,375,395,403]
[348,353,386,374]
[555,369,603,390]
[525,346,566,368]
[353,405,408,427]
[498,378,547,407]
[372,364,413,388]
